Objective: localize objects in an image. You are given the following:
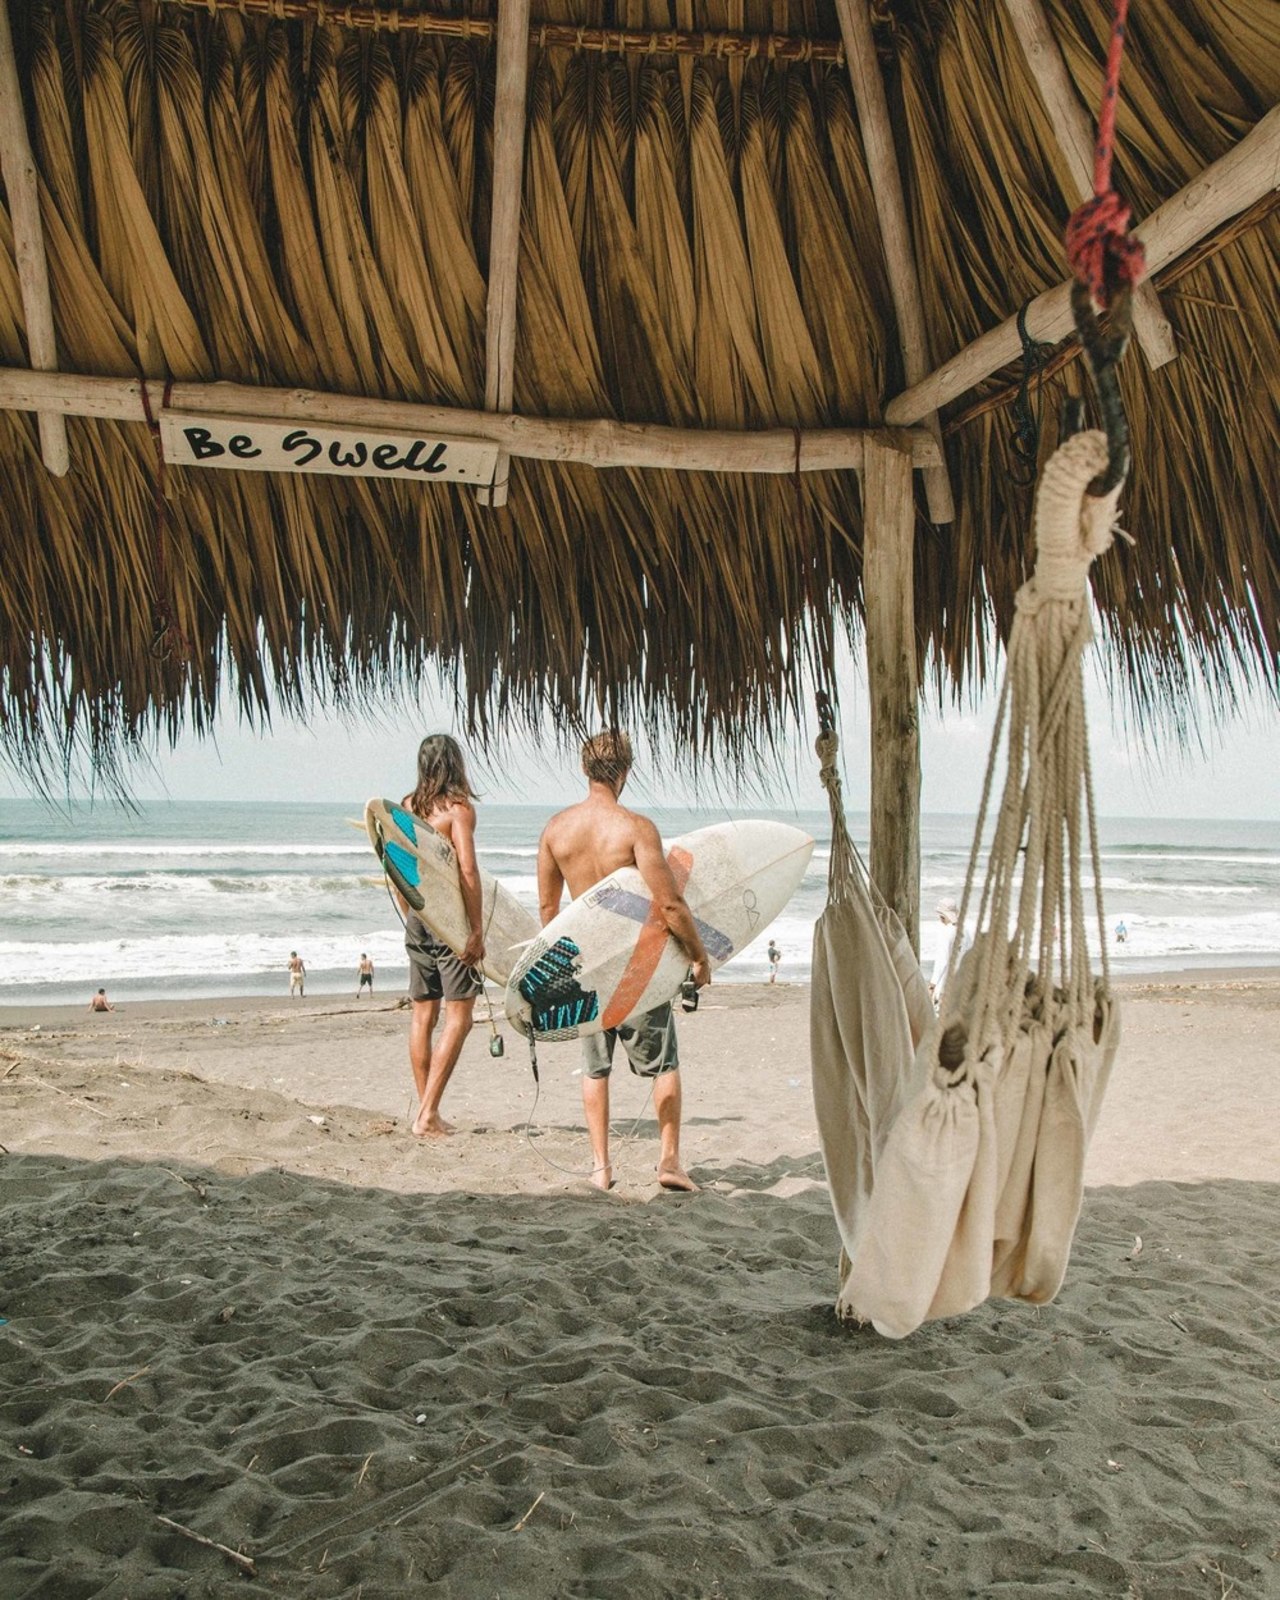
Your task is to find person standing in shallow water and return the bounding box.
[536,730,711,1194]
[397,735,485,1137]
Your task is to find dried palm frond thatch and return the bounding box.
[0,0,1276,786]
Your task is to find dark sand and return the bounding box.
[1,980,1277,1597]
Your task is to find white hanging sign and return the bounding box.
[158,411,500,486]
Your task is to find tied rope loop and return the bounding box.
[1008,302,1056,484]
[1064,0,1147,312]
[814,698,855,901]
[1063,0,1143,498]
[1032,430,1121,602]
[1065,192,1145,313]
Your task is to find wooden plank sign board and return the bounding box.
[158,411,500,485]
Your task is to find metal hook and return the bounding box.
[1069,279,1133,497]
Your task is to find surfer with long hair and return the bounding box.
[400,734,485,1136]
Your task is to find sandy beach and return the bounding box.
[2,978,1277,1596]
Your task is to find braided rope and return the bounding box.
[937,431,1121,1084]
[815,728,856,904]
[1065,0,1146,308]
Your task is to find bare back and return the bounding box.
[540,794,651,899]
[399,790,484,958]
[404,793,474,851]
[537,774,711,991]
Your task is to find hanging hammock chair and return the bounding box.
[812,427,1126,1339]
[810,0,1143,1339]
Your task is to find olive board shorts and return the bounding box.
[582,1003,679,1080]
[405,915,483,1003]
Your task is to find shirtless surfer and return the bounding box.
[536,730,711,1193]
[397,735,485,1137]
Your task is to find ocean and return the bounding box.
[0,800,1276,1007]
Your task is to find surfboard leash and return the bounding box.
[517,1048,658,1186]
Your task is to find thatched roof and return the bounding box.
[1,0,1276,781]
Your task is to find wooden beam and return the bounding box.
[834,0,954,526]
[0,368,943,475]
[476,0,531,509]
[0,0,68,475]
[862,435,920,950]
[886,104,1280,426]
[1002,0,1177,369]
[156,0,849,64]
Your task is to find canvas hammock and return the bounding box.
[811,428,1124,1339]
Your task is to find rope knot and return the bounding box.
[1065,192,1146,309]
[1031,431,1123,599]
[815,730,840,788]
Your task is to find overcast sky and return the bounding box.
[6,662,1273,821]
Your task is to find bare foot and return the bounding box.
[412,1113,455,1138]
[589,1164,615,1192]
[657,1162,699,1193]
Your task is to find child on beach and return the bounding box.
[397,735,485,1137]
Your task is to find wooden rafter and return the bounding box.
[1002,0,1177,370]
[885,104,1280,427]
[0,367,943,475]
[0,0,68,475]
[943,189,1280,438]
[155,0,847,63]
[835,0,954,525]
[477,0,531,509]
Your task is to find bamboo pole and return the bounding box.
[476,0,531,509]
[1002,0,1177,370]
[943,189,1280,437]
[0,0,68,475]
[155,0,847,63]
[886,104,1280,426]
[0,367,943,474]
[862,435,920,950]
[834,0,953,526]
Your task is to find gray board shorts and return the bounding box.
[582,1003,679,1080]
[405,915,482,1003]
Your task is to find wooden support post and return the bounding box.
[1002,0,1177,370]
[0,0,68,475]
[835,0,954,526]
[863,434,920,950]
[477,0,531,508]
[886,104,1280,426]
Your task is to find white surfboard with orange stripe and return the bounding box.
[503,820,814,1041]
